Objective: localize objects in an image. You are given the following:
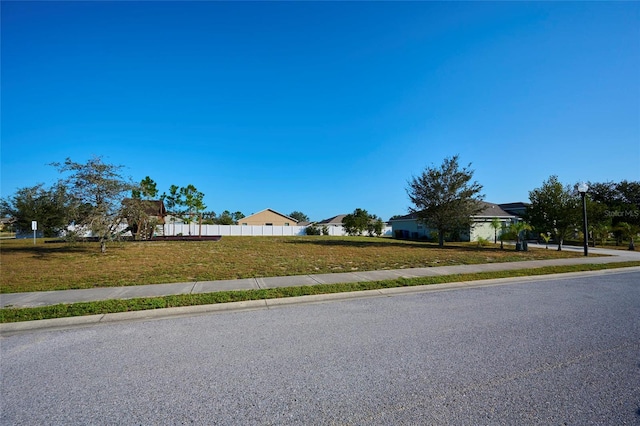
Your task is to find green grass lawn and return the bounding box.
[1,236,592,293]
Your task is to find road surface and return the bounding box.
[2,270,639,424]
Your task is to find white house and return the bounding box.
[315,214,392,236]
[470,202,518,242]
[390,202,516,242]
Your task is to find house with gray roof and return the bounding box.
[315,214,392,236]
[498,202,529,218]
[390,201,516,242]
[317,214,348,227]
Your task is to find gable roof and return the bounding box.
[389,202,515,222]
[389,212,419,221]
[474,202,515,218]
[317,214,347,225]
[498,202,529,210]
[498,202,529,217]
[243,208,299,223]
[122,199,166,217]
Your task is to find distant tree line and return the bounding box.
[404,155,639,249]
[525,176,640,250]
[1,157,230,252]
[200,211,246,225]
[0,157,327,251]
[2,156,638,252]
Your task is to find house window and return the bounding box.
[241,223,247,226]
[284,223,290,226]
[265,223,273,226]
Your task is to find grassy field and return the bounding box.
[1,236,592,293]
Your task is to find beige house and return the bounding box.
[240,209,298,226]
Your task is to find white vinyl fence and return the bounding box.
[65,223,392,238]
[164,224,308,237]
[161,223,391,237]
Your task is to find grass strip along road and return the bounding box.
[2,262,638,323]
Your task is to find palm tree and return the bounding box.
[616,222,639,250]
[509,221,533,251]
[592,223,611,247]
[490,217,501,244]
[540,232,552,249]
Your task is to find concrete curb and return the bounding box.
[3,266,639,336]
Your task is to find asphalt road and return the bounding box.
[2,270,639,425]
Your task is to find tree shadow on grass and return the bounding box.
[286,238,507,253]
[0,242,95,258]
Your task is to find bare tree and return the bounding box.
[52,157,134,253]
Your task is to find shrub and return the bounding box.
[476,236,490,247]
[305,225,321,235]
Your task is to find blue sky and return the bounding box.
[2,1,638,221]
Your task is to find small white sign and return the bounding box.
[32,221,37,231]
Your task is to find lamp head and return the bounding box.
[577,182,589,194]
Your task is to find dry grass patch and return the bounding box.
[1,236,590,293]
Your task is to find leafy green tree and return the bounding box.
[587,181,618,206]
[615,222,639,250]
[583,181,623,246]
[201,210,245,225]
[289,211,309,223]
[216,210,235,225]
[588,180,640,233]
[201,211,217,225]
[0,182,72,237]
[179,185,206,221]
[232,211,245,223]
[406,155,484,247]
[176,184,205,235]
[51,157,134,253]
[342,208,371,236]
[305,224,322,235]
[161,184,181,235]
[617,180,640,212]
[125,176,161,240]
[131,176,158,200]
[585,198,610,230]
[525,176,579,251]
[367,216,385,237]
[592,223,611,247]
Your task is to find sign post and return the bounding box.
[32,221,37,245]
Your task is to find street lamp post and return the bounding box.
[577,182,589,256]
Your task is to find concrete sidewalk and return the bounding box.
[2,245,639,309]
